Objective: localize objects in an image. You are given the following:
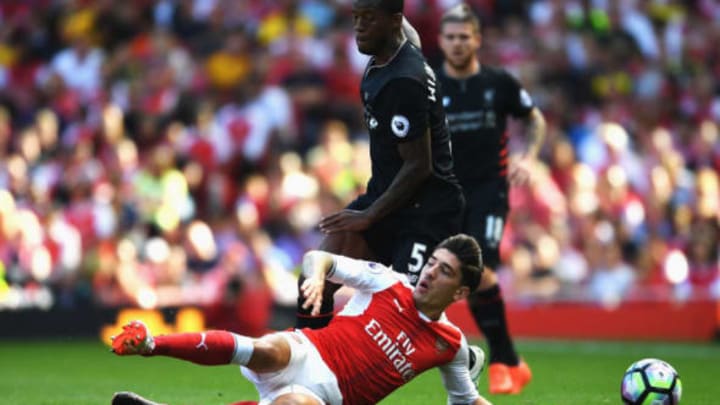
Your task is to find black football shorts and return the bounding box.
[347,193,464,285]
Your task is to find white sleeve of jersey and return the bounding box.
[327,255,404,293]
[438,335,481,405]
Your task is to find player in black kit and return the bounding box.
[436,3,547,395]
[295,0,465,330]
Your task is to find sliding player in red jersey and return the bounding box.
[111,234,491,405]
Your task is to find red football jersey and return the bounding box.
[302,256,478,405]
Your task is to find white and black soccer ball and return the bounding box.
[621,358,682,405]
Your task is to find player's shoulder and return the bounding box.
[387,267,414,288]
[363,42,430,101]
[387,42,432,83]
[435,313,465,338]
[477,64,513,80]
[363,259,413,287]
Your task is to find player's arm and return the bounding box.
[523,106,546,160]
[365,78,433,222]
[365,130,432,221]
[318,133,431,231]
[507,76,547,186]
[300,251,397,315]
[509,105,546,186]
[438,338,493,405]
[318,79,432,233]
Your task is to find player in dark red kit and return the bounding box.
[295,0,465,331]
[435,3,547,395]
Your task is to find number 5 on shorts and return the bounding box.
[408,242,427,274]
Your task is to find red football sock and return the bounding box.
[152,331,237,365]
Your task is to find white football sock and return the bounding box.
[230,334,254,365]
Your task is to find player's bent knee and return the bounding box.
[248,335,291,373]
[271,393,322,405]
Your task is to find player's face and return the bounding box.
[413,248,467,308]
[352,1,395,55]
[439,22,480,70]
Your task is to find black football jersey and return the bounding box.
[437,65,534,185]
[360,41,461,212]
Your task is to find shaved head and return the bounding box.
[353,0,403,14]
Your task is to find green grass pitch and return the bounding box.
[1,338,718,404]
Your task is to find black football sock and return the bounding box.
[295,294,335,329]
[468,285,519,365]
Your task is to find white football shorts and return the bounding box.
[241,330,343,405]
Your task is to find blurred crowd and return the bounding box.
[0,0,718,330]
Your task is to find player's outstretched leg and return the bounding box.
[111,391,165,405]
[111,320,252,366]
[111,319,306,376]
[111,321,155,355]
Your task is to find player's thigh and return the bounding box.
[342,194,389,262]
[393,211,463,285]
[461,180,508,269]
[392,234,435,285]
[360,213,405,267]
[463,206,508,270]
[243,332,342,405]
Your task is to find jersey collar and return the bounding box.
[365,39,408,76]
[418,309,447,323]
[441,62,482,80]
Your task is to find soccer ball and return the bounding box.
[621,358,682,405]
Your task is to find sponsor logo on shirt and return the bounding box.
[365,318,416,381]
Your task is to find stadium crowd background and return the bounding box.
[0,0,718,335]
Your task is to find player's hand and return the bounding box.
[509,156,533,187]
[300,275,325,316]
[318,209,372,233]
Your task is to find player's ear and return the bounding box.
[453,286,470,301]
[391,12,403,30]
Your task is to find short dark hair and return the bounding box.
[436,234,483,291]
[382,0,403,13]
[440,3,480,32]
[358,0,403,14]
